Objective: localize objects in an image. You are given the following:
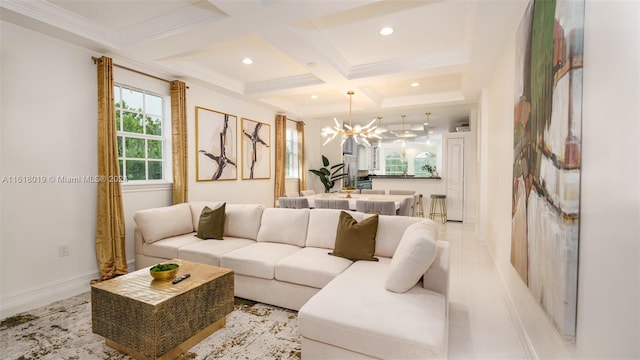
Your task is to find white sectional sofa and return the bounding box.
[134,201,450,359]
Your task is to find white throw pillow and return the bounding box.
[385,221,437,293]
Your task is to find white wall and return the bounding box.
[1,21,102,318]
[575,1,639,357]
[0,21,278,318]
[187,83,276,206]
[484,1,640,358]
[304,116,343,194]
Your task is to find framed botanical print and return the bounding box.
[241,118,270,180]
[195,106,237,181]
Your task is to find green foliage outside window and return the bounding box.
[414,152,437,177]
[385,152,408,175]
[114,85,165,181]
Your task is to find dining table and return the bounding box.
[304,192,414,211]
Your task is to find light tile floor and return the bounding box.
[443,222,528,359]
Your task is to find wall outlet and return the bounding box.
[58,243,70,257]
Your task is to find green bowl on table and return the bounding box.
[150,263,179,280]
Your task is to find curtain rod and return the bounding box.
[92,56,177,85]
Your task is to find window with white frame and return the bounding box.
[384,152,408,175]
[372,145,380,170]
[114,84,169,181]
[285,128,299,178]
[414,151,437,177]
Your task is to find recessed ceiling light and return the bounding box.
[411,82,420,87]
[242,57,253,65]
[379,27,394,36]
[310,95,318,100]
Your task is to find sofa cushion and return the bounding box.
[275,247,353,289]
[196,203,226,240]
[298,259,447,359]
[189,202,264,240]
[306,209,366,249]
[189,201,225,231]
[225,204,264,240]
[374,215,425,258]
[330,211,378,262]
[179,237,255,266]
[257,208,309,247]
[220,242,301,280]
[141,233,200,259]
[134,203,194,244]
[386,221,437,293]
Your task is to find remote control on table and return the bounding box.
[172,274,191,284]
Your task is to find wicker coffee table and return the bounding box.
[91,259,234,360]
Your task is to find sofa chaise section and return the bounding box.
[298,241,450,360]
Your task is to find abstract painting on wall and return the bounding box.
[196,106,237,181]
[512,0,583,341]
[241,118,271,180]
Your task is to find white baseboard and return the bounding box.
[0,259,135,320]
[485,247,537,360]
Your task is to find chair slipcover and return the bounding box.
[389,190,415,195]
[355,200,396,215]
[279,197,310,209]
[314,199,350,210]
[361,189,385,194]
[397,196,415,217]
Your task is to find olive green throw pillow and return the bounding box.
[330,211,379,262]
[196,203,226,240]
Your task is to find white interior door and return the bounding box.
[446,137,464,221]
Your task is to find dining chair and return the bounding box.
[300,190,315,196]
[360,189,385,195]
[355,200,396,215]
[397,196,416,217]
[389,190,415,195]
[413,194,421,216]
[285,192,301,198]
[278,197,310,209]
[314,199,350,210]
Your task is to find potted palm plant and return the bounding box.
[422,164,438,177]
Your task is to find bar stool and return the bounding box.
[429,194,447,223]
[415,194,425,217]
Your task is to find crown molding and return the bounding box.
[381,91,465,108]
[245,73,324,95]
[347,49,470,80]
[1,0,120,48]
[120,4,228,46]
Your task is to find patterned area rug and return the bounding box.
[0,293,300,360]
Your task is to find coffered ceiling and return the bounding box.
[1,0,528,133]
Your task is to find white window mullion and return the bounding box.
[114,83,170,183]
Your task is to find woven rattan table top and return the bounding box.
[91,259,232,306]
